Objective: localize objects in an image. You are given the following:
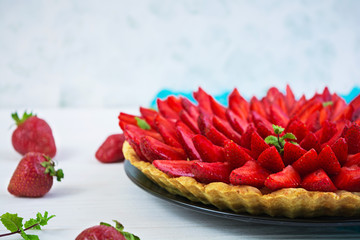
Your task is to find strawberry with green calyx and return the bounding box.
[11,111,57,158]
[76,220,140,240]
[8,152,64,197]
[0,211,55,239]
[264,124,297,154]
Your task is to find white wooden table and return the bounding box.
[1,108,360,240]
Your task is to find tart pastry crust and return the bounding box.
[123,141,360,218]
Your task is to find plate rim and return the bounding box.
[124,160,360,227]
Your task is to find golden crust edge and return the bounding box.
[123,141,360,218]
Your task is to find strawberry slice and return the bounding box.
[269,104,289,127]
[193,87,213,114]
[224,140,254,169]
[212,115,242,145]
[118,112,141,128]
[154,114,182,148]
[228,88,249,120]
[239,123,256,150]
[264,165,301,191]
[175,121,201,160]
[191,162,231,184]
[140,107,158,129]
[292,148,319,176]
[157,98,179,120]
[153,160,197,177]
[192,134,225,163]
[333,165,360,192]
[250,131,270,159]
[180,97,199,119]
[318,145,341,175]
[283,142,307,166]
[257,146,285,172]
[300,132,321,153]
[344,152,360,167]
[225,109,248,135]
[319,120,338,144]
[251,111,273,138]
[330,138,348,166]
[179,109,200,134]
[209,95,227,120]
[139,136,187,162]
[198,113,228,147]
[344,123,360,154]
[285,85,296,113]
[301,169,337,192]
[165,95,183,113]
[250,96,268,119]
[230,160,271,188]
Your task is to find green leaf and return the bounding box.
[24,218,41,230]
[0,213,23,233]
[122,231,141,240]
[272,125,284,135]
[264,135,278,145]
[322,101,333,107]
[100,222,112,227]
[135,117,151,130]
[281,133,297,141]
[11,111,34,126]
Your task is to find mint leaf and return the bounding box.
[322,101,333,107]
[135,117,151,130]
[272,125,284,135]
[24,219,40,230]
[281,133,297,141]
[0,213,23,233]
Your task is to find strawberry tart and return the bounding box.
[121,86,360,218]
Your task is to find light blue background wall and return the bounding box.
[1,0,360,108]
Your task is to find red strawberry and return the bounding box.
[11,112,56,158]
[191,161,231,183]
[250,131,270,159]
[228,88,249,120]
[8,152,64,197]
[181,97,199,119]
[175,121,201,160]
[95,134,125,163]
[285,85,296,113]
[257,146,285,172]
[209,95,227,120]
[300,132,321,153]
[317,145,341,175]
[269,104,289,127]
[154,114,182,148]
[157,98,179,120]
[198,113,228,147]
[344,123,360,154]
[224,140,254,169]
[75,221,138,240]
[139,136,187,162]
[225,109,248,135]
[333,165,360,192]
[118,112,142,129]
[165,95,183,113]
[212,115,242,145]
[193,87,213,114]
[284,117,309,143]
[250,96,268,119]
[153,160,197,177]
[330,138,348,166]
[319,120,337,144]
[283,142,307,166]
[139,107,157,129]
[179,110,200,134]
[230,160,271,188]
[301,169,337,192]
[239,123,256,150]
[345,152,360,167]
[192,134,224,163]
[264,165,301,191]
[292,148,319,176]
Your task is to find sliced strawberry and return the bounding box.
[139,136,187,162]
[193,87,213,114]
[192,134,224,163]
[318,145,341,175]
[175,121,201,160]
[165,95,183,113]
[264,165,301,191]
[292,148,319,176]
[285,84,296,113]
[250,131,270,159]
[257,146,285,173]
[344,123,360,154]
[333,165,360,192]
[153,160,197,177]
[154,114,182,148]
[344,152,360,167]
[250,96,268,119]
[230,160,271,188]
[157,98,179,120]
[212,115,242,145]
[123,124,163,143]
[239,123,256,150]
[198,113,228,146]
[181,97,199,119]
[301,169,337,192]
[179,109,200,134]
[251,111,273,138]
[192,161,231,184]
[269,104,289,127]
[319,120,337,144]
[224,140,254,169]
[225,109,248,135]
[283,142,307,166]
[139,107,158,129]
[331,138,348,166]
[209,95,227,120]
[300,132,321,153]
[228,88,249,120]
[118,112,141,127]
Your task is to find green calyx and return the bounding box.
[265,125,297,154]
[41,156,64,182]
[11,111,35,126]
[100,220,140,240]
[135,117,151,130]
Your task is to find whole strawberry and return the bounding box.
[8,152,64,197]
[76,220,139,240]
[95,134,125,163]
[11,111,57,158]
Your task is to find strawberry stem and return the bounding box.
[41,156,64,182]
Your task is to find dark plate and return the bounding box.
[124,160,360,227]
